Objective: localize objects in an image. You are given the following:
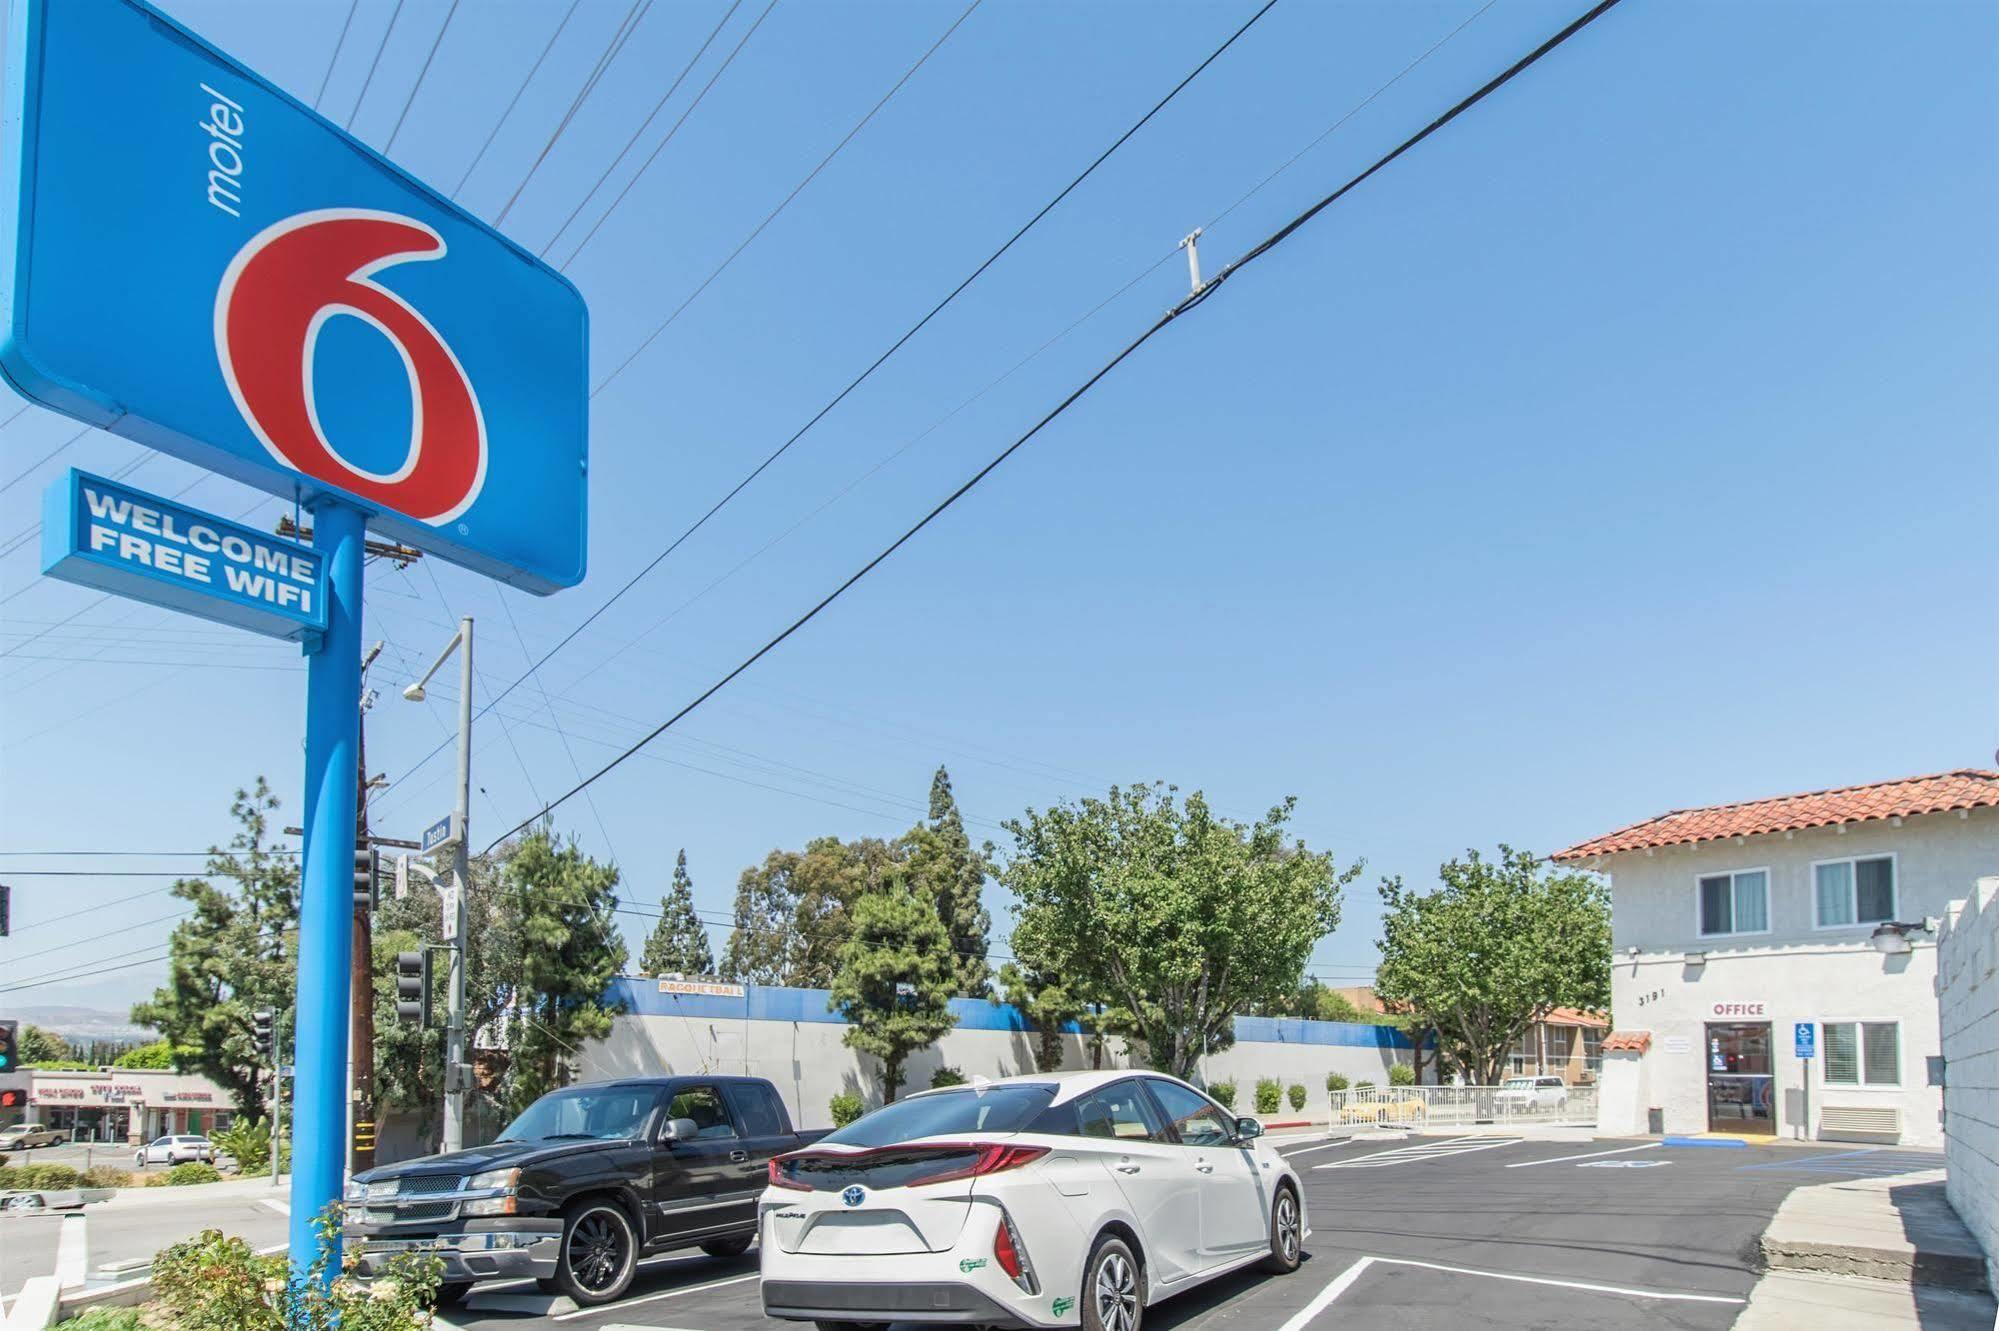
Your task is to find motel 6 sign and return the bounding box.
[0,0,587,592]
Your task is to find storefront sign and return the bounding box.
[1708,1001,1767,1019]
[658,979,744,999]
[161,1091,215,1103]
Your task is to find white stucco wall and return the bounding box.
[1584,807,1999,1147]
[577,1002,1410,1129]
[1939,875,1999,1288]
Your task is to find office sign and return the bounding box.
[42,469,325,642]
[1708,1001,1767,1019]
[1794,1023,1815,1060]
[0,0,587,592]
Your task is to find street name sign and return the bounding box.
[421,813,461,857]
[0,0,588,592]
[41,469,326,642]
[1794,1022,1815,1060]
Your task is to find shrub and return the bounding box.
[58,1309,145,1331]
[1209,1080,1238,1110]
[1353,1079,1376,1091]
[1254,1078,1282,1115]
[1287,1083,1306,1111]
[147,1209,441,1331]
[1326,1072,1349,1093]
[1389,1063,1416,1087]
[78,1166,133,1189]
[829,1092,865,1128]
[211,1117,274,1173]
[113,1040,182,1070]
[929,1067,967,1089]
[165,1161,221,1187]
[0,1163,82,1190]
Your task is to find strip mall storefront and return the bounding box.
[17,1069,236,1144]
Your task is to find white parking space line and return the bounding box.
[1315,1136,1522,1170]
[1278,1137,1375,1159]
[1504,1142,1663,1169]
[55,1214,87,1290]
[259,1199,290,1215]
[551,1272,758,1321]
[1275,1252,1748,1329]
[1369,1257,1748,1304]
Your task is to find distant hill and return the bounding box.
[10,1005,155,1045]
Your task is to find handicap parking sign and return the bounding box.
[1794,1023,1815,1059]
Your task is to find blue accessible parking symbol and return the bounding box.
[1794,1023,1816,1060]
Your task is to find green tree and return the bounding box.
[827,879,958,1102]
[641,850,715,977]
[499,828,629,1112]
[721,849,800,985]
[114,1040,192,1070]
[19,1024,70,1064]
[993,959,1087,1073]
[1004,784,1353,1080]
[903,767,992,996]
[1372,846,1611,1085]
[722,836,906,988]
[133,780,299,1114]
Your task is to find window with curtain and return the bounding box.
[1814,856,1895,927]
[1698,869,1769,936]
[1822,1022,1899,1085]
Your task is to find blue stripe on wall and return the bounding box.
[609,978,1411,1048]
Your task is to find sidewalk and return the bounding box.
[1743,1167,1997,1330]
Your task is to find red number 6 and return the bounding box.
[214,208,487,524]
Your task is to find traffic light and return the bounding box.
[0,1020,17,1073]
[251,1008,275,1059]
[395,950,432,1027]
[0,1089,21,1110]
[354,844,380,911]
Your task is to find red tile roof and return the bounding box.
[1551,770,1999,863]
[1602,1031,1651,1053]
[1543,1007,1609,1029]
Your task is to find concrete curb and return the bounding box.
[1758,1173,1990,1294]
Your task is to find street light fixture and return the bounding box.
[1869,919,1938,955]
[402,616,473,1154]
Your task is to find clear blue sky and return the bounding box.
[2,0,1993,1015]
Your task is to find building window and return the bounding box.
[1813,856,1896,929]
[1697,869,1769,936]
[1822,1021,1899,1086]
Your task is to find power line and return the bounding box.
[0,425,91,495]
[1,910,192,967]
[491,0,652,226]
[481,0,1628,849]
[538,0,747,259]
[565,0,948,277]
[383,0,463,153]
[344,0,407,131]
[450,0,583,197]
[313,0,362,109]
[375,0,1278,807]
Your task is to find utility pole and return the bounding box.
[351,641,384,1175]
[403,616,473,1153]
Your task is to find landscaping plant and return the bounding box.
[1325,1071,1349,1093]
[929,1067,968,1088]
[1287,1083,1306,1111]
[1254,1078,1282,1114]
[1209,1080,1238,1110]
[829,1091,865,1127]
[1389,1063,1416,1087]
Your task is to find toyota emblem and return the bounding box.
[841,1185,866,1208]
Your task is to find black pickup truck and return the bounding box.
[344,1075,826,1306]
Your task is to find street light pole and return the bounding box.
[404,616,473,1153]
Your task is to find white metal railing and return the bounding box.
[1323,1084,1597,1129]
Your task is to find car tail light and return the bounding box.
[991,1207,1038,1294]
[769,1143,1049,1192]
[767,1157,810,1191]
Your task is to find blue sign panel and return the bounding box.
[1794,1022,1816,1060]
[420,813,460,856]
[0,0,587,593]
[42,469,325,642]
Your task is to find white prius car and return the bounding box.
[758,1070,1305,1330]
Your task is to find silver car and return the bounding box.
[135,1135,216,1167]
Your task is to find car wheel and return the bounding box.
[697,1236,753,1259]
[3,1193,45,1212]
[1259,1185,1303,1274]
[1081,1234,1143,1331]
[553,1201,637,1306]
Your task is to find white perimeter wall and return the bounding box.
[579,1008,1411,1129]
[1939,876,1999,1288]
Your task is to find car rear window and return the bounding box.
[821,1085,1057,1147]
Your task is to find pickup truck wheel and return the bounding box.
[697,1236,752,1259]
[553,1201,637,1306]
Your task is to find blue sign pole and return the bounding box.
[289,499,366,1277]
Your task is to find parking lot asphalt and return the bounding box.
[432,1133,1951,1331]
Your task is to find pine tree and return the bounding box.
[721,850,797,984]
[904,766,991,995]
[642,850,715,977]
[828,877,959,1102]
